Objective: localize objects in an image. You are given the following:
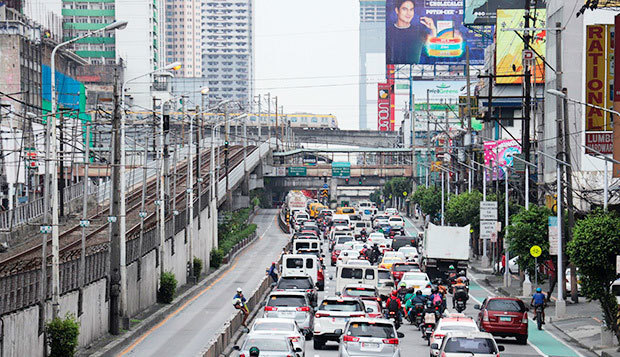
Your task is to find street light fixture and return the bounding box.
[547,88,620,117]
[45,20,127,321]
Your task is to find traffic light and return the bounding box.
[358,177,363,185]
[345,178,349,184]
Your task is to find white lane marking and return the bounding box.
[469,274,585,357]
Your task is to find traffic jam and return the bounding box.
[233,192,533,356]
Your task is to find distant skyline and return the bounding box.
[255,0,361,130]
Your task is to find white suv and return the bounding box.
[312,297,366,350]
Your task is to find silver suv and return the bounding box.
[263,291,314,338]
[312,297,366,350]
[336,317,403,357]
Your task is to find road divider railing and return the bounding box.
[278,208,290,234]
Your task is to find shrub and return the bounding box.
[210,248,224,268]
[158,271,177,304]
[46,313,80,357]
[193,257,203,279]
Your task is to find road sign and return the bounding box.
[322,183,329,189]
[530,245,542,258]
[548,216,558,255]
[331,162,351,178]
[480,201,498,221]
[320,189,329,198]
[287,167,307,176]
[403,191,407,197]
[480,220,497,241]
[522,49,534,61]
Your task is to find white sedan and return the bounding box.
[397,246,419,263]
[337,249,360,264]
[400,272,432,295]
[249,318,305,354]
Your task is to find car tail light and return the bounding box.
[297,306,310,312]
[264,306,278,311]
[240,354,246,357]
[342,335,360,342]
[433,333,444,340]
[483,310,489,322]
[317,269,324,281]
[376,297,381,302]
[522,312,528,324]
[350,313,365,317]
[426,284,432,289]
[289,336,299,342]
[315,312,330,318]
[306,289,314,293]
[382,338,399,345]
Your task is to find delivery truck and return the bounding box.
[420,223,470,282]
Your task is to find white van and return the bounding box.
[293,238,321,253]
[282,254,322,288]
[353,221,372,238]
[331,214,351,229]
[335,263,378,292]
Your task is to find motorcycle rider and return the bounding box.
[360,245,369,260]
[385,290,402,325]
[370,244,381,264]
[405,290,427,323]
[531,287,546,324]
[396,282,411,302]
[452,281,469,309]
[429,287,445,314]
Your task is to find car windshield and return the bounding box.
[403,273,427,281]
[347,322,395,338]
[341,268,363,279]
[242,337,289,352]
[277,278,313,290]
[443,337,497,353]
[399,248,416,254]
[487,299,523,312]
[337,237,354,243]
[341,208,355,214]
[378,270,392,280]
[393,265,418,272]
[334,220,348,225]
[344,288,376,297]
[295,242,316,250]
[389,218,402,222]
[267,296,307,307]
[438,324,477,332]
[363,301,380,312]
[319,300,362,312]
[253,321,295,331]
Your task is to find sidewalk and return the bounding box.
[469,257,620,357]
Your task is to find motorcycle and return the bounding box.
[455,299,466,313]
[387,310,401,330]
[411,303,425,327]
[421,311,436,346]
[360,229,368,242]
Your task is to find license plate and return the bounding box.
[413,285,420,289]
[499,316,512,322]
[362,342,379,348]
[281,311,295,317]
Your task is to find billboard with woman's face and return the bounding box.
[385,0,486,65]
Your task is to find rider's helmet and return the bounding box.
[431,287,438,294]
[249,346,260,356]
[391,290,398,297]
[459,270,466,276]
[415,290,422,296]
[363,245,368,248]
[237,287,243,293]
[448,265,455,270]
[536,287,542,293]
[399,282,407,288]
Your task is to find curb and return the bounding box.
[88,213,263,357]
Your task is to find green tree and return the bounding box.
[369,189,382,207]
[567,209,620,344]
[445,190,483,233]
[506,205,553,281]
[411,186,442,221]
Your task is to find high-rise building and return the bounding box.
[201,0,254,109]
[116,0,163,109]
[359,0,385,130]
[164,0,202,77]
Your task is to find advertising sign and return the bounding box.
[378,82,394,131]
[483,140,522,180]
[548,216,558,255]
[496,9,546,84]
[385,0,484,65]
[464,0,545,26]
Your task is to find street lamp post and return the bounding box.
[44,20,127,321]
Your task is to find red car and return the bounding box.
[391,262,421,283]
[474,297,528,345]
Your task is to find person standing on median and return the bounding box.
[266,261,278,283]
[233,287,250,330]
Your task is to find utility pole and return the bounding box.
[187,100,195,282]
[196,105,202,231]
[275,96,279,151]
[109,75,122,335]
[59,114,65,217]
[257,94,262,143]
[138,147,147,284]
[523,0,532,167]
[158,98,167,276]
[78,122,90,314]
[562,87,577,303]
[409,65,417,203]
[266,93,271,147]
[554,22,567,316]
[225,104,231,207]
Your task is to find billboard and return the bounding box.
[377,83,395,131]
[495,9,546,84]
[483,140,521,180]
[614,15,620,177]
[464,0,546,26]
[385,0,485,65]
[585,24,614,154]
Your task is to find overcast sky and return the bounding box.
[255,0,361,130]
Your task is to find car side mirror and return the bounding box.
[321,254,325,258]
[397,332,405,338]
[430,343,439,349]
[498,345,505,352]
[334,329,343,335]
[473,304,481,310]
[232,346,240,351]
[295,347,303,353]
[335,291,341,296]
